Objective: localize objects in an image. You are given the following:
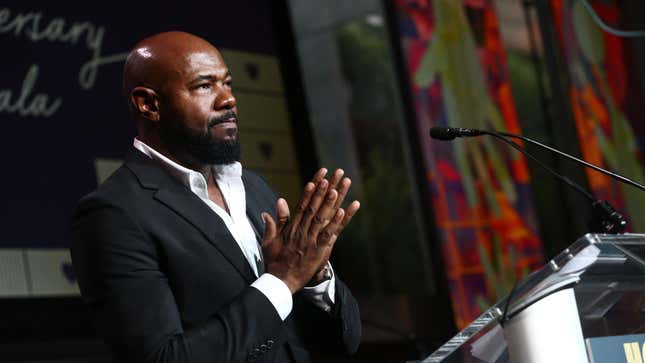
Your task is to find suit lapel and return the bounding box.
[242,173,268,270]
[244,183,265,240]
[125,149,256,284]
[154,182,256,283]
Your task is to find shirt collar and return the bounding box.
[214,162,242,180]
[132,138,242,193]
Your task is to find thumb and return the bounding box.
[276,198,290,233]
[261,212,276,249]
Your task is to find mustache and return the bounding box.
[208,111,238,128]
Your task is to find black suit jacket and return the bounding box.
[70,149,361,363]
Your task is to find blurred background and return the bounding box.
[0,0,644,361]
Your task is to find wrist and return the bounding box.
[307,264,332,286]
[267,265,300,294]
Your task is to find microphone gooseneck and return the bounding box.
[486,133,627,233]
[428,126,632,233]
[429,126,645,192]
[494,130,645,192]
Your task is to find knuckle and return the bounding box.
[319,230,332,241]
[294,229,303,241]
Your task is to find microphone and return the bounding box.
[428,126,636,233]
[429,126,645,192]
[429,126,485,140]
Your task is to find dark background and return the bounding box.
[1,1,279,248]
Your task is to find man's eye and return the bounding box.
[198,83,211,89]
[225,80,233,87]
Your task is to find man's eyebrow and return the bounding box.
[191,74,214,83]
[190,71,232,83]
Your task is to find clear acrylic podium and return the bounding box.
[412,233,645,363]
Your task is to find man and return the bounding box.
[70,31,361,363]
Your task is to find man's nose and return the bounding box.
[215,86,236,110]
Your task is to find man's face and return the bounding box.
[158,48,240,165]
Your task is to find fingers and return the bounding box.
[283,168,327,244]
[312,168,328,184]
[306,188,339,239]
[328,169,344,190]
[261,212,276,249]
[327,169,351,211]
[317,201,359,250]
[317,208,345,247]
[288,167,356,246]
[341,201,360,229]
[288,168,327,233]
[334,177,351,209]
[297,179,333,239]
[276,198,290,233]
[289,182,316,235]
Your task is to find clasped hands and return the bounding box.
[262,168,360,294]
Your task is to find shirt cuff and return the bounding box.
[251,273,293,321]
[301,262,336,313]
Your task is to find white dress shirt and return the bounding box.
[133,138,335,319]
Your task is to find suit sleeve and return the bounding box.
[293,277,362,356]
[70,197,285,363]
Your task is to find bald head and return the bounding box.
[123,31,223,100]
[122,31,239,169]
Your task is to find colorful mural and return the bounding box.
[395,0,544,328]
[551,0,645,231]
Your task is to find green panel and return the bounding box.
[0,249,29,297]
[27,249,79,296]
[240,131,298,172]
[220,49,284,93]
[236,92,290,132]
[254,171,303,207]
[95,158,123,185]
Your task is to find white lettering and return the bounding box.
[0,8,10,27]
[0,11,37,35]
[0,7,127,91]
[79,51,129,90]
[0,65,62,117]
[36,18,66,42]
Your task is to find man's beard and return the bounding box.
[159,111,241,165]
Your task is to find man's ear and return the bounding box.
[130,87,160,122]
